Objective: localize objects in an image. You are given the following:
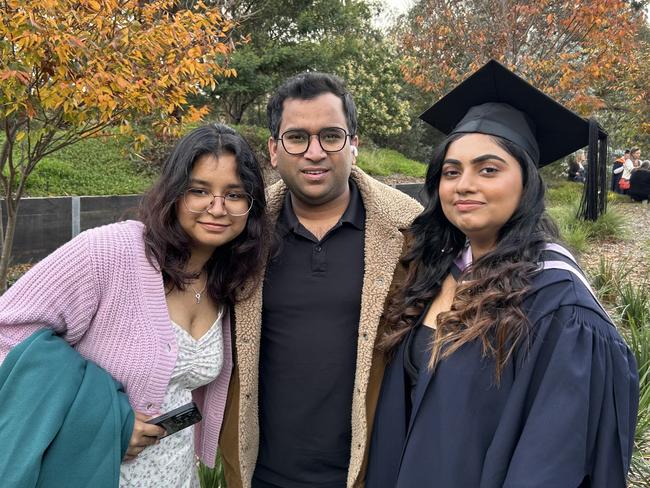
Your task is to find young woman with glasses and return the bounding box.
[0,123,269,487]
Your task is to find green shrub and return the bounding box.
[231,124,271,170]
[622,313,650,486]
[199,453,226,488]
[586,207,628,241]
[539,158,571,182]
[547,205,589,253]
[547,203,627,254]
[588,257,633,305]
[133,122,272,176]
[619,281,650,328]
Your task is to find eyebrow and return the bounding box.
[442,154,508,165]
[188,178,244,190]
[282,126,346,133]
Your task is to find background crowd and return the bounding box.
[612,148,650,203]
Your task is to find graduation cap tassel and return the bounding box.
[579,118,607,221]
[598,128,608,216]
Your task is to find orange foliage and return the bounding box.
[0,0,237,289]
[0,0,235,140]
[399,0,644,118]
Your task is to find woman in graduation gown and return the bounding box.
[366,60,639,488]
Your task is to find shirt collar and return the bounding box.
[278,179,365,235]
[339,180,365,230]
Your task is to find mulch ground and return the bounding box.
[580,200,650,288]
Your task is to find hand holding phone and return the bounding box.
[124,412,167,461]
[145,401,202,438]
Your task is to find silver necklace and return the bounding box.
[190,276,207,304]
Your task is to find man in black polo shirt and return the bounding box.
[220,72,422,488]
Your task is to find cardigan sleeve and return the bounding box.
[0,231,100,361]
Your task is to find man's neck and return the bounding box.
[290,188,351,240]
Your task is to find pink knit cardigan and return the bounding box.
[0,220,232,467]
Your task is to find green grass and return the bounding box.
[356,148,426,177]
[545,180,583,206]
[545,181,627,253]
[21,135,155,196]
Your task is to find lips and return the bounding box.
[198,221,229,232]
[300,167,329,181]
[454,200,485,211]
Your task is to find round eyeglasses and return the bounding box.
[183,188,253,216]
[276,127,353,155]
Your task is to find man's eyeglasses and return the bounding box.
[276,127,353,155]
[183,188,253,216]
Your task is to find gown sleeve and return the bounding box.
[485,303,639,488]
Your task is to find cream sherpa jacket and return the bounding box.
[219,166,423,487]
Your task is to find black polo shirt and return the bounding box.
[252,181,366,488]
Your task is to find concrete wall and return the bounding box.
[395,183,427,205]
[3,185,424,265]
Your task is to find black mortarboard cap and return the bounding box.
[419,59,608,220]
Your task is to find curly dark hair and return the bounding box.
[380,133,560,381]
[138,123,270,305]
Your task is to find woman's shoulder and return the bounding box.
[526,266,623,342]
[77,220,148,266]
[80,220,144,249]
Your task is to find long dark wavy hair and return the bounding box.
[380,133,560,381]
[139,123,269,305]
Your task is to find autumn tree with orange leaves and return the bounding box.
[398,0,646,136]
[0,0,236,291]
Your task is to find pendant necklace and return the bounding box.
[190,275,207,304]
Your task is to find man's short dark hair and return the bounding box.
[267,72,358,139]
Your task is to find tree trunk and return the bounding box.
[0,198,18,293]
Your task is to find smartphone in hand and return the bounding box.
[145,401,202,437]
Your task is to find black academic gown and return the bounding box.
[629,169,650,201]
[367,267,639,488]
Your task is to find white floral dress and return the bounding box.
[120,310,224,488]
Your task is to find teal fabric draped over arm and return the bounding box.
[0,329,134,488]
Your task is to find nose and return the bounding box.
[303,134,326,161]
[454,170,477,194]
[206,196,228,216]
